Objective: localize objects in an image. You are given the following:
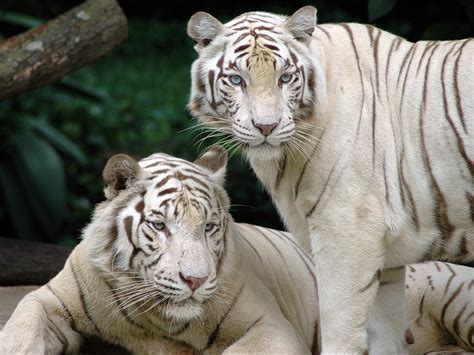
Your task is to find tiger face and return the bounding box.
[188,7,321,160]
[92,147,229,322]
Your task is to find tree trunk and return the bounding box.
[0,0,128,100]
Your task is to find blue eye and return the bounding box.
[230,75,243,85]
[205,223,216,232]
[280,73,292,83]
[152,221,165,231]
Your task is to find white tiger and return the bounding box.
[187,6,473,354]
[0,147,473,354]
[0,146,318,354]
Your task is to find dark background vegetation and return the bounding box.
[0,0,473,246]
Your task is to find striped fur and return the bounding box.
[187,6,473,354]
[0,150,473,354]
[0,149,317,354]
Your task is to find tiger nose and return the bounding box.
[252,121,278,136]
[179,273,208,291]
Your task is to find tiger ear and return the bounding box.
[102,154,142,199]
[187,12,224,50]
[283,6,317,43]
[194,145,228,186]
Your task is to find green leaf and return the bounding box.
[28,120,87,165]
[0,164,36,240]
[55,77,106,103]
[368,0,397,22]
[10,132,66,239]
[0,11,43,29]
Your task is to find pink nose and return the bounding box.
[253,121,278,136]
[179,273,208,291]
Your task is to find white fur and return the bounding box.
[188,7,473,353]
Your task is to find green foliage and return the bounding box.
[0,10,42,29]
[368,0,397,22]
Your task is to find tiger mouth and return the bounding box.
[247,141,281,149]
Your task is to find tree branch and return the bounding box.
[0,0,128,100]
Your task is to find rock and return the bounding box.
[0,237,71,286]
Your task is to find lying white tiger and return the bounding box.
[187,6,474,353]
[0,147,473,354]
[0,147,317,354]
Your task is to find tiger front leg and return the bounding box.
[0,286,81,354]
[222,316,311,355]
[308,200,390,354]
[367,267,411,354]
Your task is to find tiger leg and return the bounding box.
[367,267,410,354]
[222,316,311,354]
[310,225,386,353]
[406,263,474,354]
[0,285,81,354]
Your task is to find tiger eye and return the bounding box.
[152,221,166,231]
[280,73,292,83]
[229,75,243,85]
[205,223,216,232]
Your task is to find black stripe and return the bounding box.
[234,44,251,53]
[70,260,102,335]
[358,270,381,293]
[208,70,217,109]
[264,228,318,287]
[46,284,78,333]
[157,187,178,197]
[274,152,287,191]
[238,231,266,268]
[294,128,326,199]
[248,225,289,269]
[232,315,263,344]
[416,42,436,75]
[441,282,465,340]
[341,24,365,138]
[419,44,455,243]
[453,302,469,348]
[124,216,134,246]
[418,294,425,319]
[453,40,469,133]
[399,43,419,114]
[385,37,398,83]
[155,174,174,189]
[315,26,331,41]
[444,263,457,296]
[204,282,245,350]
[312,320,320,354]
[305,161,339,218]
[233,32,250,45]
[47,318,68,352]
[400,156,419,231]
[441,43,473,177]
[396,44,416,89]
[383,155,390,206]
[370,78,377,169]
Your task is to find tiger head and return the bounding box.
[84,146,231,321]
[187,6,323,161]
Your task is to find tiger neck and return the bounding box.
[248,150,313,250]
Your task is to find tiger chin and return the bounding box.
[0,146,319,354]
[187,5,473,354]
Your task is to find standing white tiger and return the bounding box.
[187,6,473,353]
